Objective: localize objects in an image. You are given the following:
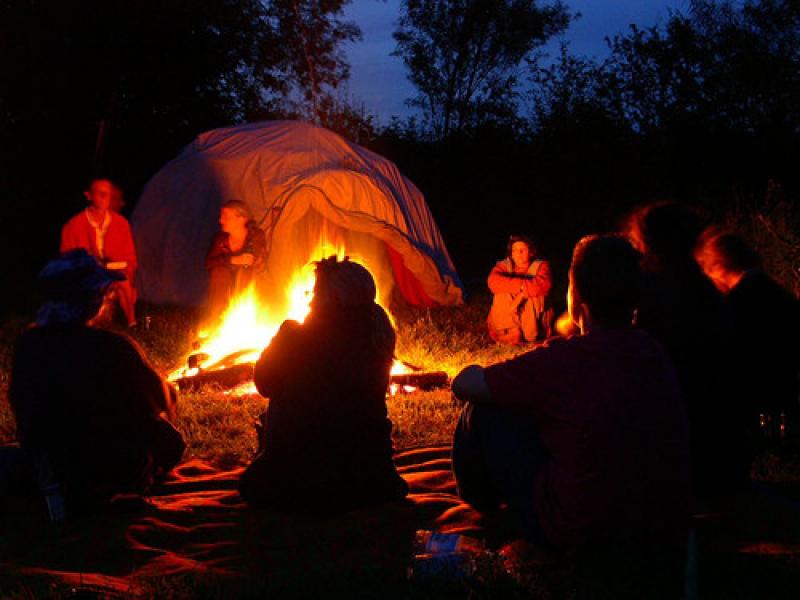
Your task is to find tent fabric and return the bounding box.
[132,120,463,307]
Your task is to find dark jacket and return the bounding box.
[239,305,408,514]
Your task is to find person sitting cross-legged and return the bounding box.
[452,235,691,596]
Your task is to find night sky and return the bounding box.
[343,0,687,121]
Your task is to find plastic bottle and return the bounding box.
[409,530,484,581]
[34,453,65,522]
[415,530,484,555]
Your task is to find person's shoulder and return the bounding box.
[83,326,142,353]
[496,335,571,366]
[62,211,86,228]
[109,211,132,228]
[492,258,511,271]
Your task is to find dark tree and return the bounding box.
[263,0,362,122]
[0,0,362,312]
[393,0,570,138]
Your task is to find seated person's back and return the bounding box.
[452,235,690,547]
[9,250,185,513]
[239,257,408,514]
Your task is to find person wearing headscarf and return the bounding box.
[487,235,553,345]
[205,200,266,325]
[239,256,408,514]
[5,249,184,517]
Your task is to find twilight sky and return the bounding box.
[342,0,688,121]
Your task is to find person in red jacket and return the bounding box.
[60,178,138,327]
[487,235,553,344]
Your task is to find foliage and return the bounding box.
[722,180,800,296]
[0,297,521,464]
[262,0,362,122]
[393,0,570,138]
[0,1,365,295]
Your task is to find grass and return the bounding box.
[3,295,800,599]
[0,294,522,466]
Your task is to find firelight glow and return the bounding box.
[169,241,412,390]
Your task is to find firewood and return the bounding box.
[390,371,449,390]
[176,363,449,393]
[176,362,254,392]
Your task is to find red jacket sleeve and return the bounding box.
[109,215,137,282]
[523,261,552,298]
[60,215,85,254]
[488,262,521,295]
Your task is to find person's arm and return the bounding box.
[117,217,138,281]
[253,320,301,398]
[59,217,81,253]
[124,336,177,420]
[488,263,522,295]
[523,261,552,298]
[451,364,492,404]
[205,233,232,270]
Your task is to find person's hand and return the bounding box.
[231,253,255,266]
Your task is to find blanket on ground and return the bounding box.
[0,446,485,596]
[2,446,800,598]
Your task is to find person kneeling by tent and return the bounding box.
[5,250,185,518]
[205,200,266,326]
[487,235,552,345]
[239,256,408,515]
[452,236,690,589]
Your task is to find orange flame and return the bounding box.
[169,240,413,393]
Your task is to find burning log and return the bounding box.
[390,371,449,390]
[176,362,255,392]
[175,361,449,393]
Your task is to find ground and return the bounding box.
[2,296,800,598]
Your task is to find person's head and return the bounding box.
[310,255,394,358]
[219,200,253,235]
[506,235,537,269]
[83,178,114,212]
[568,235,642,333]
[35,249,125,327]
[624,201,706,270]
[312,255,377,309]
[695,228,761,293]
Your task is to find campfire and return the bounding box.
[168,243,447,395]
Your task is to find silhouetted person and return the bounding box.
[452,235,690,556]
[204,200,266,328]
[239,256,408,515]
[60,178,138,327]
[7,250,185,517]
[625,201,748,497]
[696,229,800,436]
[487,235,553,344]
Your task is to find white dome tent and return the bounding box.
[132,120,463,309]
